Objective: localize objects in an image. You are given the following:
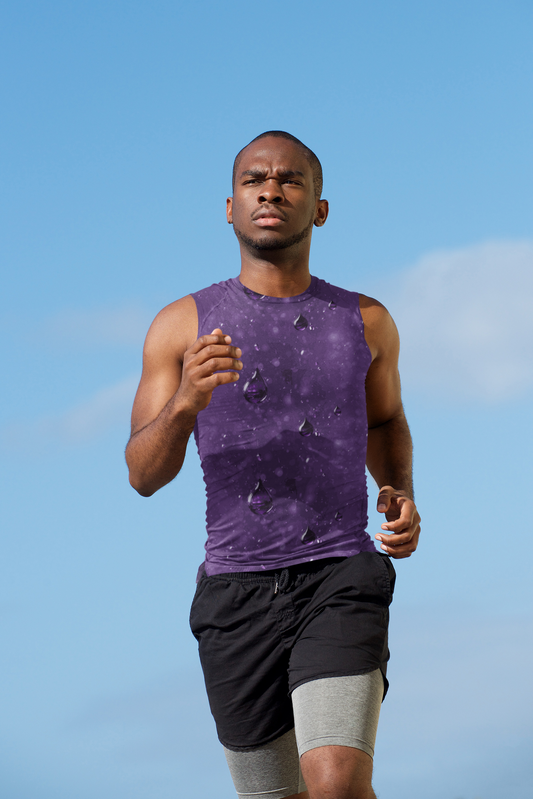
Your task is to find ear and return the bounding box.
[314,199,329,227]
[226,197,233,224]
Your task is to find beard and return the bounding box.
[233,213,315,252]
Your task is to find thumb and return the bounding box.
[377,487,392,513]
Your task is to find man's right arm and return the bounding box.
[125,295,242,497]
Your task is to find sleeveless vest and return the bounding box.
[191,276,376,575]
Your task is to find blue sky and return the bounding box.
[1,2,532,797]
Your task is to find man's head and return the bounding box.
[228,132,328,255]
[232,131,323,199]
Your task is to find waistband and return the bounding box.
[204,556,347,594]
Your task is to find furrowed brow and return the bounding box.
[238,168,306,180]
[276,169,305,180]
[239,169,268,180]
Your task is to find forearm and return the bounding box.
[366,409,414,500]
[126,395,198,497]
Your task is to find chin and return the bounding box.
[235,223,313,252]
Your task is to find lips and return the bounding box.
[252,207,287,222]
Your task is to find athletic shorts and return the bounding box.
[189,551,395,751]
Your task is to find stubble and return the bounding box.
[233,213,315,252]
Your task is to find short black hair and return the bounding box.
[232,131,323,199]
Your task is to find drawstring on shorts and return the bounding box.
[274,568,291,595]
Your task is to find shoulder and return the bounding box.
[358,293,399,361]
[314,277,359,305]
[144,294,198,362]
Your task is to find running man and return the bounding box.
[126,131,421,799]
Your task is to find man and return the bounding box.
[126,131,420,799]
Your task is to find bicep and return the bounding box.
[363,303,403,428]
[130,296,196,435]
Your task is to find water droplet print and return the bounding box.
[294,314,308,330]
[335,510,343,521]
[243,369,268,403]
[333,406,341,416]
[301,527,316,543]
[248,480,273,515]
[299,418,314,437]
[328,300,337,310]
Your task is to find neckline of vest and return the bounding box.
[229,275,319,303]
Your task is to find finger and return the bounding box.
[376,526,421,558]
[202,370,241,388]
[192,350,243,373]
[188,361,243,387]
[190,341,242,365]
[382,494,420,529]
[188,333,235,355]
[380,498,417,532]
[381,544,416,560]
[210,328,232,344]
[376,529,413,547]
[376,522,421,548]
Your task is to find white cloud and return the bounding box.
[376,240,533,402]
[2,374,139,448]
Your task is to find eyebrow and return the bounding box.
[239,168,306,180]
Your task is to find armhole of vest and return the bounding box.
[353,291,373,366]
[353,291,363,325]
[191,285,226,454]
[190,292,203,337]
[352,291,366,336]
[192,286,226,338]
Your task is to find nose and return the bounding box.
[258,179,283,204]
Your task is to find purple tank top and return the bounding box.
[191,276,376,576]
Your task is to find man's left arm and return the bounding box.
[361,295,421,559]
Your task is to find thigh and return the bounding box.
[189,575,294,749]
[223,729,307,799]
[292,670,384,759]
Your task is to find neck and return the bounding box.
[238,246,312,298]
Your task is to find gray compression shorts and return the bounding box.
[223,669,383,799]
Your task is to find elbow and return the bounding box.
[129,472,156,497]
[126,444,156,496]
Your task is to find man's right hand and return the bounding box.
[178,328,243,414]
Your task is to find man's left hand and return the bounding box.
[375,486,421,559]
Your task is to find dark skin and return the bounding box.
[126,136,421,799]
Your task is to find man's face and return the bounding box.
[227,137,328,252]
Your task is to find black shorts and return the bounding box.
[189,551,395,751]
